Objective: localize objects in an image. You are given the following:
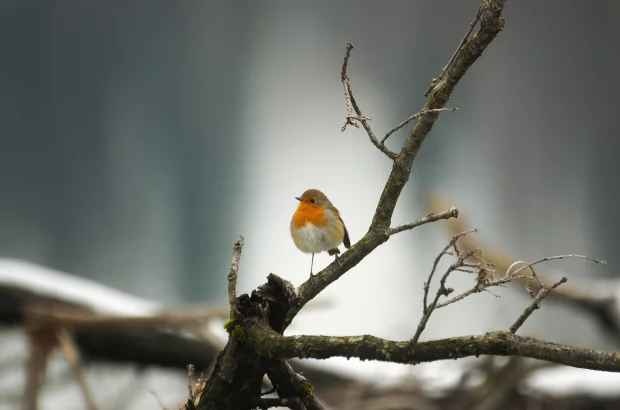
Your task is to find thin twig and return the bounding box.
[436,277,512,308]
[422,243,452,315]
[507,254,606,278]
[510,277,568,334]
[413,231,478,344]
[381,107,459,145]
[424,7,482,97]
[340,42,397,159]
[438,206,620,340]
[423,229,476,311]
[413,251,477,344]
[506,259,543,294]
[437,254,604,309]
[389,207,458,236]
[57,329,98,410]
[23,326,55,410]
[187,364,196,402]
[412,265,455,344]
[227,236,245,318]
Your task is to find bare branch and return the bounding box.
[437,205,620,340]
[267,361,328,410]
[340,42,397,159]
[381,107,459,145]
[509,277,568,334]
[23,326,55,410]
[424,6,482,97]
[228,237,244,318]
[423,229,476,312]
[413,234,479,344]
[196,2,509,407]
[25,305,228,329]
[437,253,605,309]
[505,254,602,297]
[248,327,620,373]
[187,364,197,404]
[57,329,98,410]
[507,254,606,278]
[288,1,505,326]
[436,277,512,308]
[413,268,454,344]
[389,207,459,236]
[288,0,507,327]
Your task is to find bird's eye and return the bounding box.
[310,198,316,204]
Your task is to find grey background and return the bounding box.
[1,1,618,347]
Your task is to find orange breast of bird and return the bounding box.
[292,203,328,229]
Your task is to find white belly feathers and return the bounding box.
[293,223,332,253]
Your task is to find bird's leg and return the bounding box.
[309,252,315,277]
[328,248,343,266]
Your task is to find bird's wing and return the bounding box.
[339,215,351,248]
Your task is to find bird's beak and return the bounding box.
[295,196,301,201]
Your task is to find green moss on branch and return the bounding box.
[247,327,620,372]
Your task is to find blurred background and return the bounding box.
[1,1,620,409]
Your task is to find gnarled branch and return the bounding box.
[197,1,510,408]
[248,328,620,373]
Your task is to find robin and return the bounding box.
[290,189,351,276]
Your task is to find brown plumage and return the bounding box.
[290,189,351,275]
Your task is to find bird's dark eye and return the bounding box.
[310,198,316,204]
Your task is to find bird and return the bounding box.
[290,189,351,276]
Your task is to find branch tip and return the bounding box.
[413,228,483,343]
[389,206,459,236]
[227,236,245,317]
[340,41,397,158]
[509,276,568,334]
[381,107,460,145]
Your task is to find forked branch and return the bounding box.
[381,107,459,145]
[437,253,604,309]
[413,231,481,344]
[340,42,397,159]
[286,0,506,327]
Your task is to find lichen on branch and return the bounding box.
[246,328,620,373]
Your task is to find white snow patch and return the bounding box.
[0,259,158,315]
[526,367,620,397]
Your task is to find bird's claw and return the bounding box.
[334,254,343,267]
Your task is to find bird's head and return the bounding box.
[295,189,331,208]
